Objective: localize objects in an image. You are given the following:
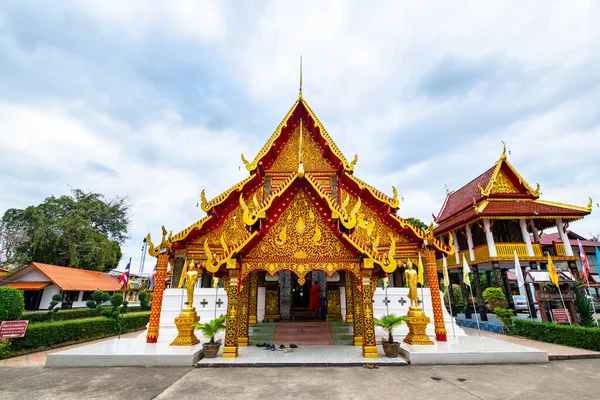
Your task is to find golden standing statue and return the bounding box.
[404,260,419,307]
[184,260,199,309]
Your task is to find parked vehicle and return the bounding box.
[512,295,529,312]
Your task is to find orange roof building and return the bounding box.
[433,147,591,321]
[0,262,121,311]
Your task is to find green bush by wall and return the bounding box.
[22,306,143,324]
[8,312,149,352]
[0,287,25,322]
[513,319,600,351]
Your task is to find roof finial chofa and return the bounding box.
[299,55,303,99]
[500,140,507,161]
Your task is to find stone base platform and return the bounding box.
[399,335,549,365]
[45,335,203,367]
[197,345,408,367]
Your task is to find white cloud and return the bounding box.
[1,0,600,272]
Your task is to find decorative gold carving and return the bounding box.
[241,153,253,171]
[267,123,335,173]
[170,307,200,346]
[184,260,199,308]
[587,197,593,211]
[490,169,519,194]
[238,283,250,346]
[223,279,239,357]
[312,226,322,245]
[147,226,172,257]
[361,275,377,357]
[345,273,354,323]
[403,307,434,345]
[248,272,258,324]
[326,287,342,321]
[276,226,287,246]
[533,183,541,197]
[264,286,280,322]
[241,261,360,285]
[245,188,355,261]
[200,190,209,212]
[352,275,364,346]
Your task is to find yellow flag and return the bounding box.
[442,254,450,288]
[213,277,219,289]
[417,252,424,285]
[547,254,559,287]
[462,255,471,287]
[382,277,389,289]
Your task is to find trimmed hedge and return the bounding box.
[0,287,25,322]
[513,319,600,351]
[8,312,150,352]
[22,306,143,324]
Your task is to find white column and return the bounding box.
[519,219,535,257]
[530,220,540,243]
[453,230,460,265]
[483,219,497,257]
[465,224,475,262]
[556,218,574,257]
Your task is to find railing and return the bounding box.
[495,243,542,258]
[554,242,566,256]
[436,242,544,269]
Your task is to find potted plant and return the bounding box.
[194,315,226,358]
[374,314,408,358]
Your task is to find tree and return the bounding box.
[406,217,428,231]
[0,189,130,272]
[86,290,110,309]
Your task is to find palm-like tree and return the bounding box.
[193,314,226,344]
[374,314,408,343]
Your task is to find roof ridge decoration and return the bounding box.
[304,173,361,230]
[534,198,593,213]
[200,174,256,212]
[389,215,455,255]
[480,143,538,198]
[346,174,400,209]
[147,226,173,257]
[240,172,297,226]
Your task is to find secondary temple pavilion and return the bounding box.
[144,88,455,358]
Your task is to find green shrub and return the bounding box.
[8,312,150,352]
[483,287,506,310]
[513,319,600,351]
[0,288,25,322]
[22,306,143,324]
[493,307,514,332]
[444,284,464,312]
[102,293,125,319]
[138,291,151,311]
[574,292,595,327]
[86,290,110,309]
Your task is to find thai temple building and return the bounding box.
[144,82,456,358]
[433,149,592,321]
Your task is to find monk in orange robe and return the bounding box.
[309,281,321,318]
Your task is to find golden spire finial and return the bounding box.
[500,140,507,160]
[445,184,452,195]
[298,119,305,178]
[299,55,303,98]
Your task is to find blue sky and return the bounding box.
[1,0,599,273]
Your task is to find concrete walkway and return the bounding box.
[0,331,141,366]
[1,360,599,400]
[461,327,600,359]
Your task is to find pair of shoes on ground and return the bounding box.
[363,363,380,369]
[256,343,266,347]
[263,344,276,351]
[290,343,298,348]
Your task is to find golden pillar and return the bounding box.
[248,271,258,324]
[425,249,447,341]
[345,272,354,323]
[237,278,250,346]
[264,282,280,322]
[223,275,239,358]
[146,253,168,343]
[351,274,364,346]
[361,271,378,358]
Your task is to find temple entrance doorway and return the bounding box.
[291,273,313,321]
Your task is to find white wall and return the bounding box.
[39,285,61,310]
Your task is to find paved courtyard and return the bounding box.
[0,360,599,400]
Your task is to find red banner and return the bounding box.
[0,320,29,338]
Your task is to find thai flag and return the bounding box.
[578,239,590,277]
[149,263,157,290]
[119,259,131,287]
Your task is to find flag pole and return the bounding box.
[213,277,219,320]
[118,257,131,340]
[467,284,481,336]
[556,283,572,326]
[445,286,457,339]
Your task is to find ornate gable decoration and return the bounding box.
[245,187,355,261]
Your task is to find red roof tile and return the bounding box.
[436,165,495,223]
[537,232,600,247]
[434,208,479,234]
[29,263,121,291]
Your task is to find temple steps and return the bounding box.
[273,322,334,346]
[248,323,276,345]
